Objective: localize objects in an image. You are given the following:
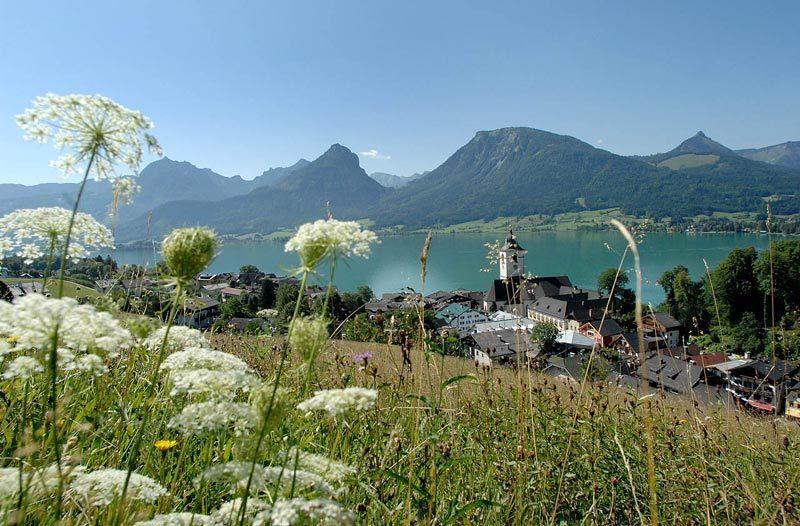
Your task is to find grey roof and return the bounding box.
[467,328,536,361]
[582,318,623,336]
[530,295,609,322]
[500,229,525,252]
[646,312,681,330]
[484,275,573,305]
[545,354,613,381]
[642,351,703,394]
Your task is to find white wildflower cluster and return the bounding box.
[256,308,278,319]
[0,294,132,355]
[167,368,261,400]
[211,498,271,526]
[288,316,328,360]
[160,347,250,374]
[197,462,333,497]
[255,498,355,526]
[111,176,142,206]
[284,219,378,270]
[281,448,355,484]
[297,388,377,417]
[134,513,213,526]
[16,93,161,179]
[2,356,44,380]
[0,207,114,263]
[168,401,258,436]
[68,468,167,507]
[0,463,77,501]
[145,326,208,352]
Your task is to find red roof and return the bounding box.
[691,352,727,368]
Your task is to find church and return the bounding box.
[482,230,604,322]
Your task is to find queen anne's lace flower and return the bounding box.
[0,207,114,263]
[16,93,161,180]
[160,347,250,374]
[288,316,328,360]
[254,498,355,526]
[68,468,167,506]
[168,402,258,436]
[281,448,355,484]
[0,464,79,501]
[167,368,261,400]
[196,462,334,497]
[285,219,378,270]
[162,227,218,284]
[111,176,142,207]
[296,388,377,417]
[0,294,132,355]
[144,326,208,352]
[3,356,44,380]
[134,513,213,526]
[211,498,271,526]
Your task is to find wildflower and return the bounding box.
[3,356,44,380]
[296,388,377,417]
[16,93,161,179]
[69,468,167,506]
[0,294,133,355]
[167,401,258,436]
[197,462,334,497]
[255,498,355,526]
[134,513,213,526]
[0,464,82,501]
[111,176,142,206]
[288,316,328,361]
[353,351,372,371]
[154,439,178,452]
[280,448,355,484]
[160,347,250,374]
[256,308,278,319]
[144,326,208,352]
[0,207,114,263]
[161,227,218,284]
[285,219,378,270]
[211,497,271,526]
[166,368,261,400]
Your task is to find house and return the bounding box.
[0,280,13,302]
[556,330,596,350]
[364,292,422,315]
[8,281,46,298]
[202,282,230,295]
[227,317,266,333]
[219,287,248,300]
[578,318,623,347]
[176,297,220,329]
[94,278,117,294]
[196,272,238,287]
[528,295,609,331]
[472,311,536,333]
[434,303,488,332]
[642,313,682,348]
[463,328,538,367]
[640,351,705,395]
[786,383,800,421]
[543,354,613,382]
[425,290,476,311]
[714,359,799,414]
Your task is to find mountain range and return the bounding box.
[1,128,798,241]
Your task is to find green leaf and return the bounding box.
[440,374,477,391]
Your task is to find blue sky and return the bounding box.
[1,1,798,184]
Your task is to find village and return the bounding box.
[2,229,799,422]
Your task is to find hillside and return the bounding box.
[252,158,310,186]
[369,127,800,229]
[737,141,800,170]
[369,171,427,188]
[116,144,386,240]
[637,131,734,165]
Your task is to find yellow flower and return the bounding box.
[154,439,178,452]
[678,418,687,425]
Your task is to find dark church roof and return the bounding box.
[500,229,525,252]
[484,275,573,305]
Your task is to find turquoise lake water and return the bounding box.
[112,231,772,305]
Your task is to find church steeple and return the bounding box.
[499,228,526,279]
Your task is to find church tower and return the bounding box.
[499,229,526,279]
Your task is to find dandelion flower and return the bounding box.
[3,356,44,380]
[16,93,161,179]
[0,207,114,263]
[69,468,167,506]
[144,326,208,352]
[161,227,218,284]
[255,498,355,526]
[285,219,377,270]
[167,401,258,436]
[134,513,213,526]
[154,440,178,452]
[296,388,377,417]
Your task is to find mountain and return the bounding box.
[635,131,735,167]
[368,127,800,229]
[737,141,800,170]
[253,159,310,186]
[369,171,427,188]
[116,144,385,241]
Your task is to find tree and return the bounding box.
[707,247,761,327]
[597,268,635,330]
[531,321,559,354]
[259,279,277,309]
[755,240,800,324]
[726,312,765,358]
[597,267,628,296]
[657,265,708,333]
[340,285,375,317]
[217,296,254,325]
[239,264,260,275]
[274,283,309,330]
[342,314,384,343]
